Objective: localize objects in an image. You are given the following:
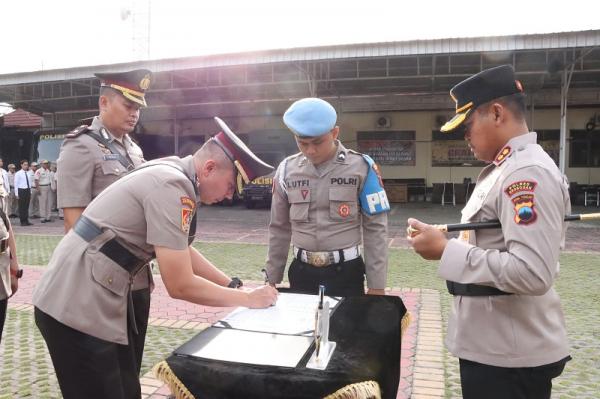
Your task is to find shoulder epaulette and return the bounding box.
[347,149,362,156]
[65,125,90,139]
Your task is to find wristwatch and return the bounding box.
[10,268,23,279]
[227,277,243,289]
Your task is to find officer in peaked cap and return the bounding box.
[58,68,153,232]
[213,116,274,183]
[408,65,571,399]
[95,69,152,107]
[33,116,278,399]
[265,97,390,297]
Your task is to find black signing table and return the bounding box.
[157,295,407,399]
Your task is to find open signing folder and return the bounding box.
[215,292,341,336]
[174,293,342,367]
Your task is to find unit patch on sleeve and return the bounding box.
[181,196,196,210]
[512,194,537,225]
[181,208,193,233]
[359,154,390,215]
[504,180,537,197]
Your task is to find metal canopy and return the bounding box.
[1,30,599,125]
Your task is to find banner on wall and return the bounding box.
[357,131,416,165]
[431,141,485,166]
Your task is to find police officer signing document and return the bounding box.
[409,65,570,399]
[266,98,390,297]
[33,118,278,399]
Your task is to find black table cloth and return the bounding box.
[156,295,407,399]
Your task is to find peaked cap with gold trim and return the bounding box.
[212,117,274,184]
[95,69,152,107]
[441,65,524,133]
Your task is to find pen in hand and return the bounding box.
[261,268,270,285]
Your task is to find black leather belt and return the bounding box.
[73,216,148,274]
[446,281,512,296]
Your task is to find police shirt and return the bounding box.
[266,142,389,289]
[439,132,570,367]
[32,156,198,344]
[57,116,145,208]
[57,116,148,289]
[35,168,52,186]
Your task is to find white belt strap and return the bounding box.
[293,245,361,266]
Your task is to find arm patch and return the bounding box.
[359,154,390,215]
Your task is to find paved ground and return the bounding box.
[3,202,599,398]
[12,203,600,252]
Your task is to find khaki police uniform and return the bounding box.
[57,117,149,285]
[33,156,197,398]
[28,167,40,218]
[440,132,570,368]
[35,165,53,221]
[266,141,388,295]
[7,170,18,217]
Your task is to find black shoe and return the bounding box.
[59,216,64,220]
[9,214,18,218]
[21,222,33,226]
[31,215,40,219]
[41,219,48,223]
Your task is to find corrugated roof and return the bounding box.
[1,29,598,85]
[2,108,42,128]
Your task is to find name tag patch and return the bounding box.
[103,154,120,161]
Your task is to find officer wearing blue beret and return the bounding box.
[409,65,571,399]
[265,98,390,296]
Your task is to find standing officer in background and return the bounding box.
[266,98,390,297]
[6,164,18,218]
[28,162,40,219]
[34,160,53,223]
[408,65,570,399]
[33,117,278,399]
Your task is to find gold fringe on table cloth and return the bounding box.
[153,360,196,399]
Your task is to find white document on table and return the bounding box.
[215,292,341,336]
[189,328,313,367]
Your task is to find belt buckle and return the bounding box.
[307,251,330,267]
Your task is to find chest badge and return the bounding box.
[301,189,309,200]
[338,203,351,218]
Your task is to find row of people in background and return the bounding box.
[0,159,62,226]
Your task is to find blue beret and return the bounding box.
[283,98,337,137]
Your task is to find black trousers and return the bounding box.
[34,288,151,399]
[17,188,30,224]
[288,256,366,297]
[459,357,570,399]
[0,298,7,344]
